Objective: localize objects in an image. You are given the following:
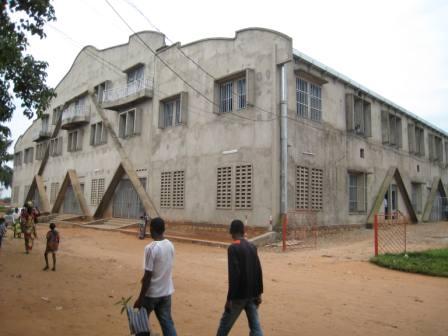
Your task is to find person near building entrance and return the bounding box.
[134,217,177,336]
[21,202,38,254]
[216,219,264,336]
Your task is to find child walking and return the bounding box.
[0,217,7,252]
[43,223,60,271]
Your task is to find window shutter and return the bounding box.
[345,94,354,131]
[158,102,165,129]
[396,117,402,148]
[408,123,415,153]
[57,137,63,155]
[102,124,107,144]
[364,103,371,137]
[381,110,389,143]
[134,108,142,135]
[213,83,220,114]
[119,113,126,138]
[180,92,188,125]
[77,129,84,150]
[246,68,255,107]
[90,125,95,145]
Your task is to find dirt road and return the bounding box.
[0,222,447,335]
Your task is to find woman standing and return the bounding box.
[22,203,37,254]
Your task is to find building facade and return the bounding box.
[11,28,448,228]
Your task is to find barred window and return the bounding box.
[296,78,322,121]
[235,164,252,209]
[219,81,233,113]
[119,109,141,138]
[160,172,172,208]
[310,84,322,121]
[172,171,185,208]
[50,182,59,204]
[296,78,308,118]
[348,172,366,213]
[237,78,247,110]
[217,166,232,209]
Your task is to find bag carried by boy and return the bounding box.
[126,306,151,336]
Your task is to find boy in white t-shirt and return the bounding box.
[134,217,177,336]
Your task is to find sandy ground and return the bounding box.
[0,222,447,336]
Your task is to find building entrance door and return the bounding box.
[63,184,82,214]
[112,178,146,219]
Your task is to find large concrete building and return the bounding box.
[11,28,448,229]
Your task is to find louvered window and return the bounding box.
[235,164,252,209]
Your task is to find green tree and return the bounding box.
[0,0,56,188]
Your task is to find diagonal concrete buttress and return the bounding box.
[422,177,447,222]
[90,94,159,218]
[51,169,92,217]
[24,175,51,213]
[367,167,418,224]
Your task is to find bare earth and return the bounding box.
[0,222,447,336]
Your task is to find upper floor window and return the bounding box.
[158,93,188,129]
[94,81,110,103]
[52,107,61,125]
[345,94,371,137]
[36,141,48,160]
[49,137,63,157]
[41,115,49,133]
[381,111,402,148]
[90,122,107,146]
[215,69,254,114]
[67,129,83,152]
[127,65,144,85]
[428,133,443,162]
[14,152,22,166]
[408,123,425,157]
[296,78,322,121]
[119,109,141,138]
[24,147,34,164]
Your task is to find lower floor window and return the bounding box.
[348,172,366,213]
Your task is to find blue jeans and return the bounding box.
[216,298,263,336]
[142,295,177,336]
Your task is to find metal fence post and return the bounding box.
[374,213,379,256]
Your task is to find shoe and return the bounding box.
[43,266,49,271]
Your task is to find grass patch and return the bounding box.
[370,248,448,277]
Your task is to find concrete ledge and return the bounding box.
[249,232,278,247]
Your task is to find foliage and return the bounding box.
[0,0,56,172]
[114,296,133,314]
[371,248,448,277]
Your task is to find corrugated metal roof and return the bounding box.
[293,48,447,137]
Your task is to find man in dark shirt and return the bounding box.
[216,219,264,336]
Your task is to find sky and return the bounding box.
[6,0,448,151]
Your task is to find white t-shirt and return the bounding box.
[143,239,175,298]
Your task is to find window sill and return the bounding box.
[348,211,367,215]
